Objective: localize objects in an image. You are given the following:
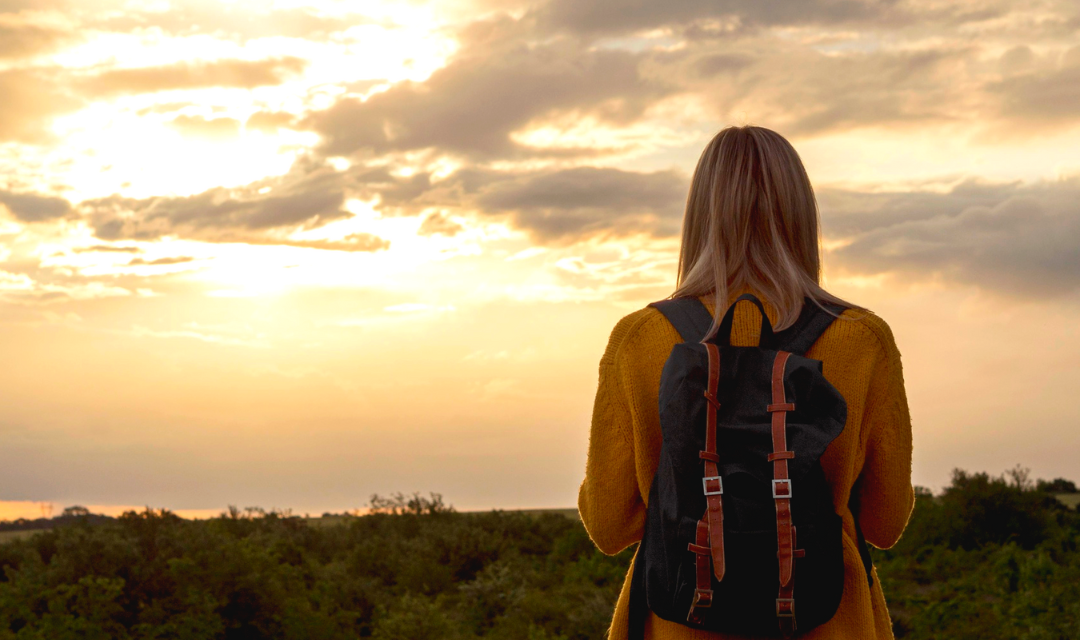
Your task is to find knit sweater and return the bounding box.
[578,288,915,640]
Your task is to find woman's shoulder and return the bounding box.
[819,304,902,364]
[597,299,903,368]
[598,304,678,367]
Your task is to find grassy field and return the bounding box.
[1057,493,1080,509]
[0,529,43,543]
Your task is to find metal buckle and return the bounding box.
[702,476,724,496]
[776,598,795,617]
[772,479,792,499]
[691,588,714,609]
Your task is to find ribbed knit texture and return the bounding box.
[578,287,915,640]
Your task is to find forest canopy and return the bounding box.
[1,467,1078,639]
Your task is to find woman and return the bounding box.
[578,125,914,639]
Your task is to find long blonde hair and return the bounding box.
[672,125,857,337]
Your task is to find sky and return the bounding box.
[1,0,1079,519]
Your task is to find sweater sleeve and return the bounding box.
[853,320,915,550]
[577,321,647,556]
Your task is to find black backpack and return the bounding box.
[627,294,869,639]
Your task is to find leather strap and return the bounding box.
[770,351,800,637]
[687,342,726,624]
[648,298,714,343]
[686,520,713,624]
[703,343,726,583]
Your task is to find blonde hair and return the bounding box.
[672,125,858,337]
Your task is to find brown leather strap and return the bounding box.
[770,351,800,637]
[688,342,727,624]
[703,343,726,583]
[686,519,713,624]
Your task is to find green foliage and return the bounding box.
[2,469,1079,639]
[0,504,631,639]
[1037,478,1079,494]
[878,467,1080,638]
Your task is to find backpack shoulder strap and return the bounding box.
[775,298,847,355]
[647,297,714,343]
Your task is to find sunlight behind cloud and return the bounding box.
[3,0,1080,516]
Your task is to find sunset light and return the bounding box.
[1,0,1079,526]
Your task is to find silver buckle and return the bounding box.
[702,476,723,496]
[776,598,795,617]
[772,479,792,499]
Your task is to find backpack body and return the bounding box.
[627,295,852,638]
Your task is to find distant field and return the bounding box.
[1057,493,1080,509]
[0,529,44,543]
[302,508,579,526]
[498,507,579,519]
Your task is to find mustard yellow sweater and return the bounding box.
[578,289,915,640]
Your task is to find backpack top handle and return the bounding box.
[714,293,777,348]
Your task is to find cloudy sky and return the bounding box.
[2,0,1079,519]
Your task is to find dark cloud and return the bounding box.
[302,9,990,164]
[82,164,353,243]
[79,57,307,97]
[0,190,73,222]
[531,0,898,36]
[343,161,686,243]
[474,166,685,240]
[659,40,968,137]
[530,0,1027,37]
[693,53,754,77]
[307,17,675,159]
[75,158,391,253]
[823,178,1080,296]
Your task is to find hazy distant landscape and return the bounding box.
[1,469,1078,639]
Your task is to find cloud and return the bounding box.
[73,244,141,253]
[307,17,675,159]
[245,110,297,134]
[0,22,80,60]
[988,46,1080,129]
[79,57,308,97]
[417,212,464,237]
[127,256,196,266]
[0,68,84,144]
[474,166,685,241]
[250,234,390,253]
[823,178,1080,296]
[0,190,73,222]
[531,0,896,36]
[168,115,242,140]
[86,3,369,42]
[78,164,389,253]
[85,167,348,242]
[531,0,1020,37]
[644,35,972,137]
[345,161,685,242]
[0,270,132,305]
